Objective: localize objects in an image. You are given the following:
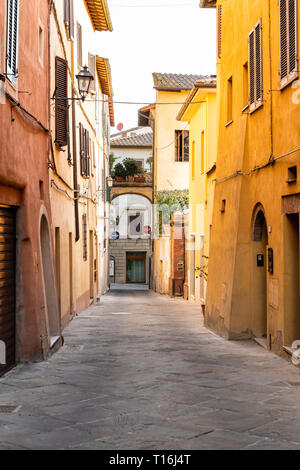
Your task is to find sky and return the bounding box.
[94,0,216,132]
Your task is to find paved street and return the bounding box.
[1,289,300,450]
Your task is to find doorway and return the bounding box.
[40,215,60,343]
[252,206,268,340]
[0,206,16,375]
[126,252,146,284]
[284,213,300,346]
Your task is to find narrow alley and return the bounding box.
[1,289,300,450]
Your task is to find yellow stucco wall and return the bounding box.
[152,89,190,293]
[49,1,100,327]
[154,90,190,192]
[179,89,217,304]
[204,0,300,355]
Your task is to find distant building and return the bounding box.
[111,127,153,174]
[109,128,153,287]
[142,73,206,296]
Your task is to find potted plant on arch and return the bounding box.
[114,163,127,182]
[123,158,139,183]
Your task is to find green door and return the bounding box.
[126,252,146,283]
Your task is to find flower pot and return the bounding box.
[127,175,134,182]
[134,176,146,183]
[115,176,125,182]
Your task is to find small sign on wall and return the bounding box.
[109,259,115,277]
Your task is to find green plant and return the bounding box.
[155,189,189,235]
[123,158,140,176]
[147,156,153,174]
[114,163,127,179]
[109,153,118,173]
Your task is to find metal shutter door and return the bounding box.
[0,207,16,375]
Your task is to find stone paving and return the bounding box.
[1,289,300,450]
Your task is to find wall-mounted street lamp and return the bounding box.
[75,66,94,101]
[52,65,94,102]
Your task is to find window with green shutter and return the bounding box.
[6,0,19,85]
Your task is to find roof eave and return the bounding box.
[177,83,216,121]
[84,0,113,32]
[96,56,113,98]
[199,0,217,8]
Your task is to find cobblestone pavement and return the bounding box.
[1,289,300,450]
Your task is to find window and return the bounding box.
[218,3,222,59]
[175,130,189,162]
[77,23,82,68]
[79,123,90,178]
[64,0,74,40]
[82,215,87,261]
[280,0,298,88]
[79,124,91,178]
[201,132,205,172]
[88,53,96,93]
[136,160,144,169]
[287,165,297,183]
[129,213,144,237]
[249,19,263,113]
[243,62,249,108]
[227,77,233,123]
[55,57,68,147]
[38,25,44,65]
[191,141,195,180]
[6,0,19,85]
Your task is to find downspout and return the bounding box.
[71,43,80,241]
[268,0,274,159]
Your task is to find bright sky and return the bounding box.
[95,0,216,132]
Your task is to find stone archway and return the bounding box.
[251,204,268,340]
[40,215,60,344]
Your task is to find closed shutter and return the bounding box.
[77,23,82,68]
[64,0,74,40]
[6,0,19,85]
[280,0,298,86]
[0,207,16,375]
[218,4,222,59]
[85,129,90,177]
[88,54,96,93]
[55,57,68,147]
[79,123,85,177]
[249,19,263,112]
[255,21,262,103]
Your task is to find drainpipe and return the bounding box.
[71,44,79,242]
[268,0,274,159]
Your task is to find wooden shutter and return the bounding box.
[88,54,96,93]
[249,19,263,112]
[77,23,82,67]
[64,0,74,40]
[6,0,19,85]
[85,130,90,177]
[55,57,68,147]
[183,131,189,162]
[280,0,298,86]
[79,123,86,176]
[249,30,255,106]
[218,4,222,59]
[255,21,263,103]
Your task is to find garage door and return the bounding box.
[0,207,16,375]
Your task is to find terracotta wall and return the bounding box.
[0,0,59,361]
